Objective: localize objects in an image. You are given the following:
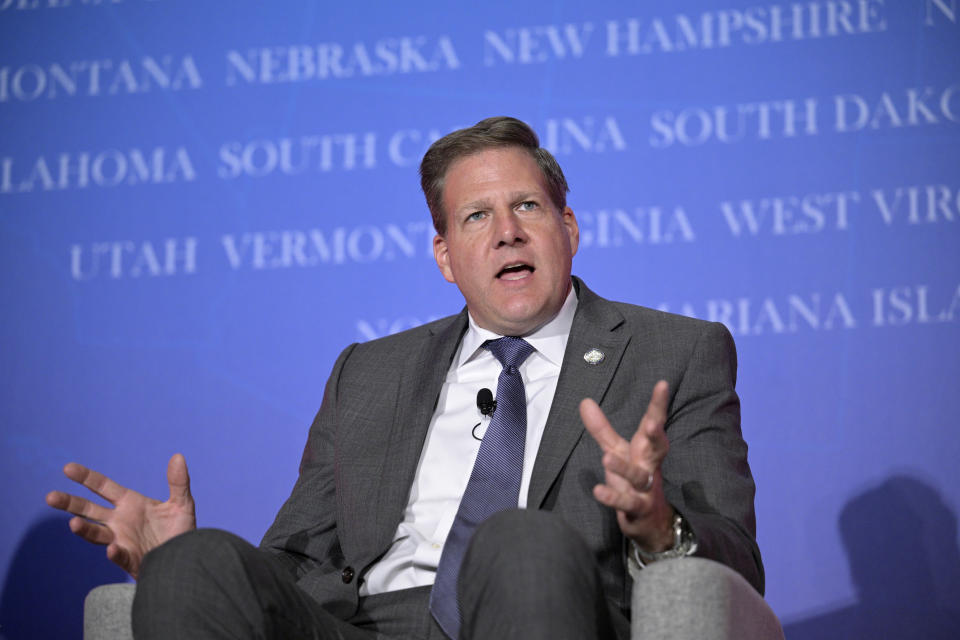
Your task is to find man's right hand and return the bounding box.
[45,453,196,579]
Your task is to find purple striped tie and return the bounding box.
[430,336,535,639]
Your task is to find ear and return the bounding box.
[562,207,580,257]
[433,234,456,283]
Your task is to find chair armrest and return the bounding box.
[85,559,784,639]
[84,583,135,640]
[631,557,784,640]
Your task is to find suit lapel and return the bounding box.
[528,278,629,508]
[372,311,468,550]
[363,280,625,543]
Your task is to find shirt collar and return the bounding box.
[457,285,578,369]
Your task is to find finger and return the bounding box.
[646,380,670,420]
[63,463,127,504]
[46,490,113,523]
[631,421,669,467]
[106,543,137,578]
[579,398,626,453]
[601,455,632,494]
[68,516,114,546]
[632,381,671,461]
[641,381,669,436]
[592,483,647,515]
[602,451,654,491]
[636,419,669,467]
[167,453,192,503]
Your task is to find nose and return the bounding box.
[493,211,528,247]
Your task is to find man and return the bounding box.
[47,117,762,639]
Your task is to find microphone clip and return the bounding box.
[473,388,496,441]
[476,388,496,417]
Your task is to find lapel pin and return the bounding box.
[583,348,605,365]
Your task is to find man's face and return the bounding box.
[433,147,579,336]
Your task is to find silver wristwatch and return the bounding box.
[632,512,698,567]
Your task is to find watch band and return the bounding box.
[632,512,698,567]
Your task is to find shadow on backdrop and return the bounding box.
[785,475,960,639]
[0,514,128,640]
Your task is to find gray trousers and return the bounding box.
[132,509,628,640]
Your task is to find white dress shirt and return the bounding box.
[360,288,578,595]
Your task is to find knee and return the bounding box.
[138,528,250,588]
[462,509,594,584]
[458,511,613,639]
[133,529,266,638]
[143,528,247,563]
[467,509,590,564]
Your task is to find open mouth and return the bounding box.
[497,263,535,280]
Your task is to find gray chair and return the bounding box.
[630,557,784,639]
[84,557,783,639]
[84,582,135,640]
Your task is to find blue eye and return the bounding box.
[518,201,537,211]
[466,211,485,222]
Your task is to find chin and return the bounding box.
[500,311,550,336]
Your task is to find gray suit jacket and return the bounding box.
[260,277,764,620]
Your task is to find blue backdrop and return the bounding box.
[2,1,959,637]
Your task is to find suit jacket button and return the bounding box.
[341,567,355,584]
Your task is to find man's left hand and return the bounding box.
[579,380,675,552]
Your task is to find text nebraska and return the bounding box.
[0,55,201,102]
[1,146,195,194]
[225,36,459,84]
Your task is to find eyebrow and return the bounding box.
[455,191,543,214]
